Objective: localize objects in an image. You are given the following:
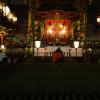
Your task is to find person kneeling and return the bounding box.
[52,48,64,63]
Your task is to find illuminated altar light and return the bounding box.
[47,29,52,34]
[35,41,41,56]
[59,24,63,28]
[74,41,79,48]
[45,19,69,43]
[74,41,79,56]
[35,41,41,48]
[61,29,66,34]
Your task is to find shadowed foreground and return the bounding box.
[0,63,100,99]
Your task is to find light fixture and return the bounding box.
[35,41,41,56]
[97,17,100,23]
[74,41,79,48]
[35,41,41,48]
[1,44,5,49]
[88,47,92,53]
[13,16,17,22]
[7,13,13,19]
[3,5,10,16]
[74,41,79,56]
[7,13,17,22]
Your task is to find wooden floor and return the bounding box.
[0,91,100,100]
[0,63,100,99]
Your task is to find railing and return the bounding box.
[34,52,83,57]
[2,47,83,57]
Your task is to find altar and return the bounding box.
[34,46,83,57]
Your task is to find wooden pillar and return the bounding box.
[27,0,35,56]
[27,0,33,34]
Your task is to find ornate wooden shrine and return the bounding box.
[34,9,85,45]
[27,0,86,46]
